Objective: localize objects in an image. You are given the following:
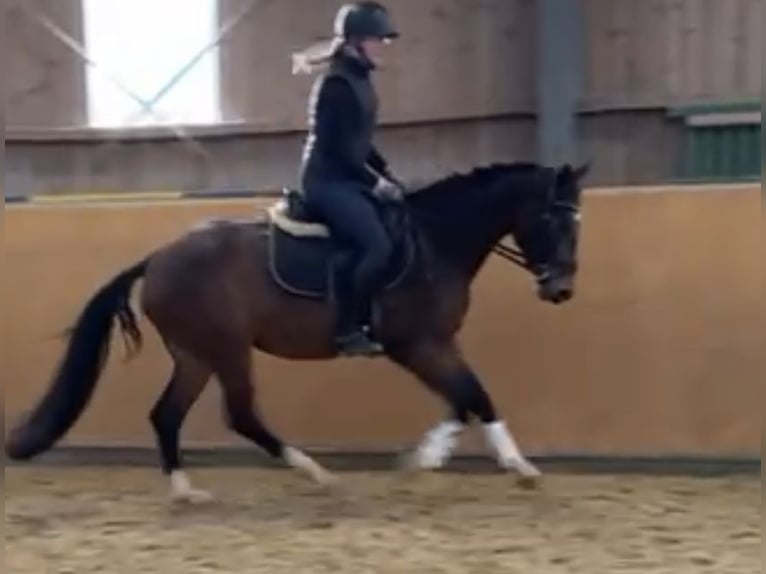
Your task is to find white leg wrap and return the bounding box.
[483,421,541,477]
[169,470,214,503]
[284,446,336,486]
[171,470,192,494]
[415,420,464,469]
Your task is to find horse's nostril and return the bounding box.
[549,288,573,305]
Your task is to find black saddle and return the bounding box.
[267,188,415,300]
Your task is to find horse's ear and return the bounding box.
[573,162,591,181]
[555,164,573,183]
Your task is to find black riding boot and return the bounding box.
[334,283,384,357]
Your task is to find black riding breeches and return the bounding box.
[303,182,393,322]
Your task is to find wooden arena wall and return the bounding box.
[2,184,761,459]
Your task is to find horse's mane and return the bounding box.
[397,162,551,271]
[406,162,547,225]
[410,162,545,201]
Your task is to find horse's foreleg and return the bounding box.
[391,341,541,485]
[481,420,542,486]
[389,341,470,469]
[410,418,465,470]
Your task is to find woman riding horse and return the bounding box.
[5,1,588,504]
[296,1,405,357]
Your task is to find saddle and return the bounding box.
[267,188,414,300]
[268,188,331,238]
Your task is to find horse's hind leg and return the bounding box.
[215,350,336,486]
[150,346,213,504]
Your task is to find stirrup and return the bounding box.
[335,328,384,357]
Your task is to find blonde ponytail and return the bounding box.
[291,37,345,75]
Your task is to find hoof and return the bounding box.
[284,446,338,488]
[398,450,444,473]
[171,488,216,505]
[516,474,543,491]
[500,458,543,490]
[313,469,340,489]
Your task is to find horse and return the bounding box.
[6,161,588,503]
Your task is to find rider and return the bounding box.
[296,2,404,357]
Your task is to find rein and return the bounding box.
[492,242,529,269]
[395,197,532,271]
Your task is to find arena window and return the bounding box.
[82,0,220,128]
[668,101,761,183]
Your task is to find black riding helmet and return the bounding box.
[334,1,399,41]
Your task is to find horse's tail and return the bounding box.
[6,258,149,461]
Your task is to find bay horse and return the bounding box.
[6,161,588,503]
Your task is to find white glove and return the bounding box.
[373,177,404,201]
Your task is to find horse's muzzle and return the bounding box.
[537,273,575,305]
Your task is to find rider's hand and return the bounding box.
[374,176,405,202]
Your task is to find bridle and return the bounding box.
[391,167,580,279]
[492,201,580,268]
[491,173,581,279]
